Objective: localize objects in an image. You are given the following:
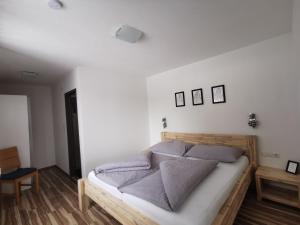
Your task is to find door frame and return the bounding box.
[64,89,81,177]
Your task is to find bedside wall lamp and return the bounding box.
[162,117,167,129]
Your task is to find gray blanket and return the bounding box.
[95,152,176,188]
[94,151,152,174]
[120,158,218,211]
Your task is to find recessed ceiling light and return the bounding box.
[48,0,63,10]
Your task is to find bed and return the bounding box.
[78,132,257,225]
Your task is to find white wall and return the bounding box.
[76,67,149,176]
[0,95,30,167]
[52,72,78,174]
[293,0,300,117]
[0,84,55,169]
[147,34,299,169]
[0,95,31,192]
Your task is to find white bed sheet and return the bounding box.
[88,171,123,199]
[88,156,249,225]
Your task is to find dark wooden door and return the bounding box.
[65,89,82,179]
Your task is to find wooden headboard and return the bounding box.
[161,132,257,168]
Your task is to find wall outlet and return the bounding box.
[261,152,280,158]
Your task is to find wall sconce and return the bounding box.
[248,113,258,128]
[162,117,167,129]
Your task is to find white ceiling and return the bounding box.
[0,0,293,84]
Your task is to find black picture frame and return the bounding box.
[191,89,204,106]
[286,160,299,175]
[175,91,185,107]
[211,85,226,104]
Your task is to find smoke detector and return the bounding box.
[20,71,39,80]
[48,0,63,10]
[113,25,143,43]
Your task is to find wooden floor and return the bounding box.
[0,167,120,225]
[1,167,300,225]
[234,191,300,225]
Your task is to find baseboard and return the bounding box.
[38,165,56,171]
[54,165,70,176]
[54,166,79,183]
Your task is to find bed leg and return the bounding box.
[78,179,91,212]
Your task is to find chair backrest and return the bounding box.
[0,146,21,171]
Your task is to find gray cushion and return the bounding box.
[184,144,244,162]
[150,140,194,156]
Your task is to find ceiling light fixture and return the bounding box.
[48,0,63,10]
[20,71,39,80]
[113,25,144,43]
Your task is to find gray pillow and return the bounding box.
[150,140,194,156]
[184,144,244,162]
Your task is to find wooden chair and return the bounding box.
[0,146,39,203]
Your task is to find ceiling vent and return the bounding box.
[20,71,39,80]
[113,25,143,43]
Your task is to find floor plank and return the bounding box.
[1,167,299,225]
[234,190,300,225]
[0,167,119,225]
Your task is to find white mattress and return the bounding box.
[88,156,249,225]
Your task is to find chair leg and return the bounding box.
[15,181,20,204]
[35,172,39,193]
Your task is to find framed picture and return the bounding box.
[175,91,185,107]
[286,160,299,175]
[211,85,226,104]
[191,89,204,105]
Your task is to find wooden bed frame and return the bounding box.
[78,132,257,225]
